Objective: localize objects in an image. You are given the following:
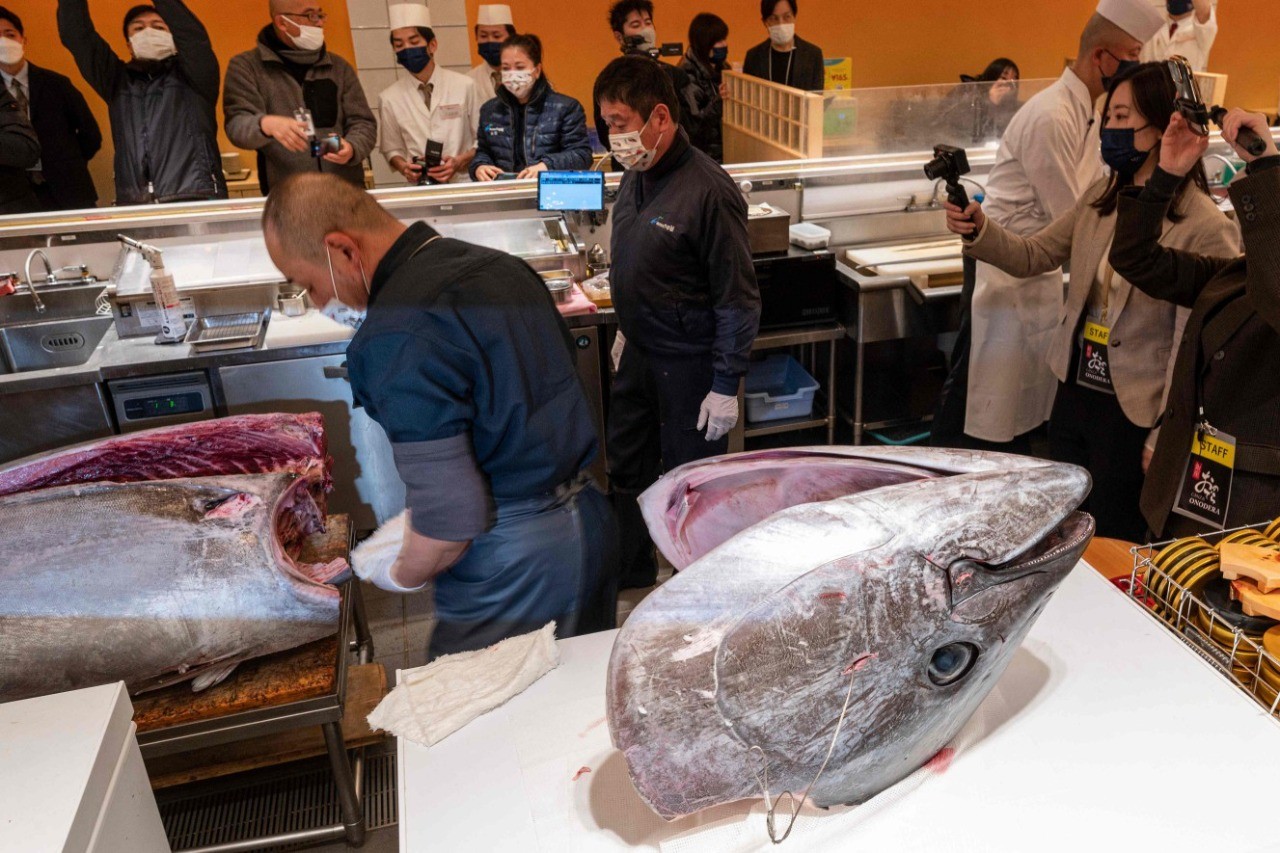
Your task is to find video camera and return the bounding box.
[624,35,684,60]
[1166,56,1267,156]
[924,144,972,209]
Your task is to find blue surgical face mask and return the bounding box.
[710,46,728,65]
[478,41,503,67]
[396,46,432,75]
[1100,126,1153,179]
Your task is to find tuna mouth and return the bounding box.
[272,476,349,594]
[1009,511,1095,573]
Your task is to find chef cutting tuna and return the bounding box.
[262,173,618,660]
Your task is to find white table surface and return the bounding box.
[399,565,1280,852]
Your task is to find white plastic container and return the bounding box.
[789,222,831,250]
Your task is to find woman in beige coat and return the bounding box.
[945,62,1241,540]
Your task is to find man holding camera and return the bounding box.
[943,0,1164,451]
[378,4,479,185]
[593,0,691,157]
[224,0,376,192]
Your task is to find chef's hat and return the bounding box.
[477,4,514,26]
[388,3,432,30]
[1096,0,1165,42]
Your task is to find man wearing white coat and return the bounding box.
[1140,0,1218,72]
[467,4,516,107]
[962,0,1164,448]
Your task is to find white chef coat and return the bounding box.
[1140,6,1218,72]
[378,67,480,184]
[468,63,501,109]
[967,67,1104,443]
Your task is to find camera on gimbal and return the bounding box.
[1166,56,1267,156]
[924,144,972,209]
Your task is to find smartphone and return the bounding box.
[419,139,445,185]
[495,172,520,181]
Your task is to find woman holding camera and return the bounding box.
[679,13,730,163]
[471,34,592,181]
[945,63,1240,540]
[1109,108,1280,538]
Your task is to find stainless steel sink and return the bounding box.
[0,315,112,372]
[0,284,109,326]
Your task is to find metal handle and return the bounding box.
[323,364,349,381]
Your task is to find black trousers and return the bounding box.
[607,344,728,587]
[1048,376,1149,542]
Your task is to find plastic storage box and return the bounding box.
[744,354,820,424]
[789,222,831,250]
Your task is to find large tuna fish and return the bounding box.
[0,414,346,703]
[609,447,1094,820]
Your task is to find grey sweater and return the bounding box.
[224,29,376,190]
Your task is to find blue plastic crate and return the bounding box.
[744,354,820,424]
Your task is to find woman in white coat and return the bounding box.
[945,63,1241,540]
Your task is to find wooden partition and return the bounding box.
[722,71,827,163]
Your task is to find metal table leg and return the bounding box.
[348,580,374,664]
[827,338,838,445]
[323,721,366,847]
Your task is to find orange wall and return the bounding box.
[465,0,1280,131]
[15,1,356,204]
[14,1,1280,205]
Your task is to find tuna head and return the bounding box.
[609,454,1093,820]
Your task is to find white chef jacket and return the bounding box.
[468,63,501,109]
[378,67,480,184]
[967,67,1104,443]
[1140,6,1218,72]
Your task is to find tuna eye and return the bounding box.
[928,642,978,686]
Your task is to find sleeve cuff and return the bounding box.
[392,434,493,541]
[1246,154,1280,175]
[711,372,741,395]
[1142,167,1183,202]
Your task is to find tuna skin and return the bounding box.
[610,448,1094,820]
[0,473,343,703]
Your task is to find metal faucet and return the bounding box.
[22,249,54,314]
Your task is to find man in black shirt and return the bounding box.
[593,0,691,161]
[596,56,760,587]
[262,173,617,659]
[742,0,826,91]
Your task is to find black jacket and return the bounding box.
[1110,160,1280,537]
[743,36,825,92]
[471,77,592,176]
[677,53,724,162]
[609,131,761,393]
[0,86,40,215]
[57,0,226,205]
[24,63,102,210]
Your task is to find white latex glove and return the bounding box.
[351,510,428,593]
[697,391,738,441]
[611,330,626,372]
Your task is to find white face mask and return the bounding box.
[0,37,24,66]
[284,19,326,52]
[610,114,664,172]
[130,28,177,61]
[502,69,535,99]
[632,26,657,52]
[321,247,368,331]
[768,23,795,46]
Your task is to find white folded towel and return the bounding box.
[368,622,559,747]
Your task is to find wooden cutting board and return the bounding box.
[845,239,963,282]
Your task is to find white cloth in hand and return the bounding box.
[351,510,425,593]
[697,391,738,441]
[367,622,559,747]
[611,330,626,372]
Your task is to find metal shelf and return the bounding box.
[743,414,829,438]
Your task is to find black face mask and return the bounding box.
[1101,51,1139,92]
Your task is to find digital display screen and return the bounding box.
[123,392,205,420]
[538,171,605,212]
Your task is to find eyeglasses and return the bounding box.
[283,9,327,25]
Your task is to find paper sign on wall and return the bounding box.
[824,58,852,91]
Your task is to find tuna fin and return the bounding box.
[191,659,243,692]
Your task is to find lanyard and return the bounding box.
[409,234,443,261]
[1099,262,1114,323]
